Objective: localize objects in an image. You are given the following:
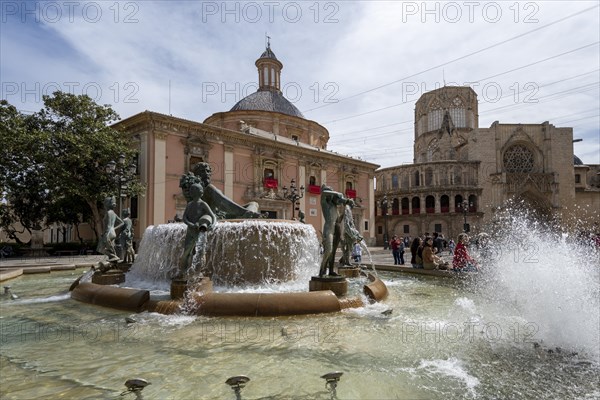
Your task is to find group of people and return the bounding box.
[401,232,479,272]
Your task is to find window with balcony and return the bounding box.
[454,195,463,212]
[345,181,356,199]
[401,197,410,215]
[392,198,400,215]
[308,175,321,194]
[440,195,449,213]
[412,197,420,214]
[425,196,435,213]
[263,168,278,189]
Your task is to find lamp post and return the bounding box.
[460,199,471,233]
[381,195,389,249]
[106,154,137,216]
[282,179,304,220]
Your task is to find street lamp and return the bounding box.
[381,195,389,249]
[282,179,304,220]
[460,199,472,233]
[106,154,137,216]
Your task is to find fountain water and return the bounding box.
[1,204,598,398]
[129,222,320,287]
[473,207,600,359]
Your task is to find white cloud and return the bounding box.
[1,0,598,166]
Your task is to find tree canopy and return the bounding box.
[0,92,143,244]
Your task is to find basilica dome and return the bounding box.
[230,90,304,118]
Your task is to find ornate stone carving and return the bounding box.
[503,145,534,173]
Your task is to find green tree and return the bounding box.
[0,92,143,244]
[0,100,51,244]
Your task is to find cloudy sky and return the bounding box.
[2,1,598,167]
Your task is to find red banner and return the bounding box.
[308,185,321,194]
[263,178,278,189]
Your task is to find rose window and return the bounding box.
[503,145,534,173]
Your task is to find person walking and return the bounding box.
[390,235,402,265]
[398,238,405,265]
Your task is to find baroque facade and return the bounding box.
[113,45,379,245]
[375,86,600,243]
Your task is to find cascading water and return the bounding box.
[127,220,321,291]
[474,206,600,359]
[126,224,187,288]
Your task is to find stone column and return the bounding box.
[224,145,234,199]
[298,164,306,217]
[153,132,167,225]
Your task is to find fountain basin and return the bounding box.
[70,274,391,316]
[71,282,149,312]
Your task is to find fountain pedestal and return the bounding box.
[92,270,125,285]
[338,266,361,278]
[171,277,214,300]
[309,276,348,296]
[170,279,188,300]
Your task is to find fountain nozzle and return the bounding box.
[225,376,250,400]
[321,371,343,396]
[4,286,18,300]
[122,378,150,394]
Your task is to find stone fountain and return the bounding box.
[71,163,387,316]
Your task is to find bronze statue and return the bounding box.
[179,183,217,278]
[97,196,123,262]
[319,185,353,277]
[119,208,135,263]
[191,162,261,219]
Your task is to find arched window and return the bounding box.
[454,195,463,212]
[392,198,400,215]
[263,167,277,189]
[402,173,409,188]
[412,197,421,214]
[440,195,450,213]
[468,195,477,212]
[391,174,399,189]
[427,109,443,131]
[425,168,434,186]
[413,170,420,187]
[401,197,410,215]
[439,170,448,186]
[345,181,356,199]
[425,196,435,213]
[453,168,462,185]
[309,176,316,186]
